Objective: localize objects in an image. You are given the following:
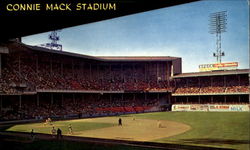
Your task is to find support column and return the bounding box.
[82,94,84,103]
[111,64,113,81]
[61,63,63,76]
[174,79,177,88]
[36,55,39,73]
[156,63,159,82]
[72,60,74,77]
[0,95,2,111]
[51,93,53,105]
[62,94,64,106]
[119,64,121,82]
[133,64,135,81]
[101,65,104,81]
[123,64,126,82]
[82,63,84,79]
[18,55,21,73]
[166,63,169,86]
[0,54,2,77]
[198,96,201,104]
[161,63,163,81]
[50,57,53,75]
[238,95,241,103]
[19,95,22,108]
[97,65,100,81]
[36,94,39,106]
[121,64,124,82]
[162,63,165,81]
[109,65,111,81]
[90,63,92,80]
[187,97,189,103]
[224,76,226,87]
[165,63,168,81]
[238,75,240,86]
[73,94,75,104]
[211,96,213,103]
[198,77,201,88]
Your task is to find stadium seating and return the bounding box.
[0,48,249,121]
[0,53,173,94]
[173,76,249,95]
[0,95,159,121]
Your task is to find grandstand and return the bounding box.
[172,69,249,104]
[0,42,180,120]
[0,41,249,121]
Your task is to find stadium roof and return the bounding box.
[172,69,249,78]
[25,44,101,61]
[13,42,180,62]
[98,56,180,62]
[0,0,199,42]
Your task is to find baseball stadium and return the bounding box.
[0,0,249,150]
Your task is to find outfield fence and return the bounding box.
[171,104,250,112]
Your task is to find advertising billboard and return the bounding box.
[199,62,238,72]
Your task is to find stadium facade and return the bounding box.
[0,42,249,120]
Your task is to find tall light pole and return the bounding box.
[209,11,227,63]
[39,30,63,51]
[48,30,62,51]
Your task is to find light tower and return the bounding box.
[39,30,62,51]
[209,11,227,63]
[48,30,62,51]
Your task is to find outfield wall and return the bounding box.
[172,104,250,112]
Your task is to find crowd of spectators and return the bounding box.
[0,95,160,121]
[174,76,249,94]
[0,54,172,94]
[1,51,249,121]
[2,53,247,95]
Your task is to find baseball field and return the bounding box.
[3,112,250,150]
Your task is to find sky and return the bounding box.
[22,0,249,73]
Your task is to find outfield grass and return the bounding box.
[3,112,250,150]
[132,112,250,150]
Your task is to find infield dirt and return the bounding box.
[71,117,191,141]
